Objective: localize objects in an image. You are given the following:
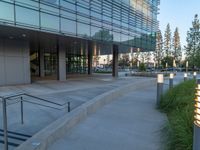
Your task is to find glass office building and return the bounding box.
[0,0,160,85]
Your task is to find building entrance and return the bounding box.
[30,35,58,81]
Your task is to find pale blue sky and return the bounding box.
[158,0,200,46]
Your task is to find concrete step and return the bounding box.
[0,129,31,148]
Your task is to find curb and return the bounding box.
[15,78,156,150]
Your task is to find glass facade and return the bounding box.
[66,40,88,74]
[0,0,159,51]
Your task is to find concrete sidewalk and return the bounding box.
[48,83,167,150]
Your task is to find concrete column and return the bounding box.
[57,41,66,81]
[112,44,119,77]
[39,47,45,77]
[88,41,93,75]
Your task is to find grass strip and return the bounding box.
[159,80,196,150]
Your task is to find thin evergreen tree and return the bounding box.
[172,27,182,65]
[154,30,164,67]
[164,23,172,58]
[185,14,200,68]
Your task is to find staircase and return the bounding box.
[0,129,31,149]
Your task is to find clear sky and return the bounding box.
[158,0,200,47]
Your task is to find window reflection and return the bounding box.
[77,23,90,37]
[0,0,159,51]
[0,2,14,22]
[61,18,76,34]
[16,6,39,26]
[41,13,59,31]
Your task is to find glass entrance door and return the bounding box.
[66,40,88,74]
[66,54,87,74]
[44,51,58,77]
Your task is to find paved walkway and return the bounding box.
[0,75,154,150]
[48,83,167,150]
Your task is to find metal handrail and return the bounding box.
[1,92,71,150]
[1,93,69,109]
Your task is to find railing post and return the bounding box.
[184,73,188,81]
[157,74,163,106]
[169,73,174,89]
[193,79,200,150]
[20,97,24,124]
[68,102,71,112]
[2,98,8,150]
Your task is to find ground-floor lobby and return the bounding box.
[0,25,121,86]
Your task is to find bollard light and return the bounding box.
[184,73,188,78]
[184,73,188,81]
[194,72,197,80]
[157,74,163,106]
[170,73,174,79]
[169,73,174,89]
[193,79,200,150]
[157,74,164,83]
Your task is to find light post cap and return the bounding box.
[194,72,197,76]
[157,74,163,83]
[170,73,174,79]
[184,73,188,78]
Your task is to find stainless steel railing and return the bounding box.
[0,93,71,150]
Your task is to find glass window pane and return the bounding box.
[61,10,76,19]
[91,26,102,40]
[113,32,121,42]
[0,2,14,22]
[41,13,59,30]
[16,6,39,26]
[61,18,76,34]
[41,0,59,5]
[60,0,76,11]
[77,23,90,37]
[15,0,39,8]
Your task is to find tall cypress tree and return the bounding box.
[164,23,172,58]
[173,27,182,65]
[154,29,163,67]
[185,14,200,68]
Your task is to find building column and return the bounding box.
[39,48,45,77]
[112,44,119,77]
[57,40,66,81]
[88,41,93,75]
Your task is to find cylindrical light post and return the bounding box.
[193,79,200,150]
[194,72,197,80]
[169,73,174,89]
[184,73,188,81]
[157,74,164,106]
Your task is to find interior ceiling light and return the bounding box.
[22,34,26,37]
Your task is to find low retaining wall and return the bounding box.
[16,78,156,150]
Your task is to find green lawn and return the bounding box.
[159,80,196,150]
